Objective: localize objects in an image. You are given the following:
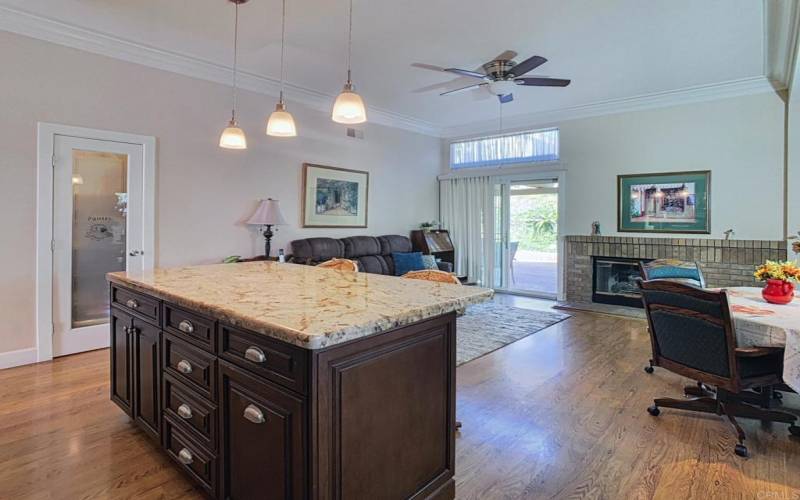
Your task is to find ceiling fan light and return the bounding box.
[332,83,367,124]
[267,101,297,137]
[219,120,248,149]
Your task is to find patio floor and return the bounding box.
[510,249,557,295]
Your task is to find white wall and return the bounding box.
[0,31,441,358]
[443,92,785,241]
[788,40,800,259]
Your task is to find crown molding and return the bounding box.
[0,5,441,137]
[0,5,781,140]
[441,76,780,139]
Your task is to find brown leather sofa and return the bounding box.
[290,235,453,275]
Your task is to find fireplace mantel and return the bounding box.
[563,235,786,305]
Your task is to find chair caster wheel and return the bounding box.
[647,405,660,416]
[734,444,748,458]
[644,365,654,374]
[789,425,800,437]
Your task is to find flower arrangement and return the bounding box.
[753,260,800,283]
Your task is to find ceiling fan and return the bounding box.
[419,54,571,103]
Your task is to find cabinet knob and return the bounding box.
[177,448,194,465]
[178,320,195,334]
[243,404,265,424]
[125,298,139,309]
[123,326,130,334]
[177,403,193,419]
[176,359,193,374]
[244,346,266,364]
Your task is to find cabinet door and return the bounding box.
[219,361,306,500]
[133,319,161,440]
[110,308,133,416]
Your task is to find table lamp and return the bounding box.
[247,198,287,258]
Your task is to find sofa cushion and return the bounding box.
[421,255,438,270]
[291,238,344,264]
[356,255,391,274]
[393,252,425,276]
[342,236,382,258]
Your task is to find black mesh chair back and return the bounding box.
[638,280,739,391]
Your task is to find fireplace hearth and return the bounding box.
[592,256,650,308]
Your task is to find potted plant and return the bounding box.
[754,260,800,305]
[419,220,439,232]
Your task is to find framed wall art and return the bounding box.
[617,170,710,234]
[302,163,369,228]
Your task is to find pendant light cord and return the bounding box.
[346,0,353,83]
[279,0,286,102]
[231,2,240,122]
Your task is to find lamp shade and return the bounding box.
[266,102,297,137]
[219,120,248,149]
[247,198,287,226]
[331,84,367,124]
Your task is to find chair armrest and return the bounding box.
[735,346,784,358]
[436,262,453,273]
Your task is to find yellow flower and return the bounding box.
[754,260,800,283]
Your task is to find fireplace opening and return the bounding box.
[592,256,651,308]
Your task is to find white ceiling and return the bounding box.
[0,0,776,135]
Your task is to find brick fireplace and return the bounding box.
[564,236,787,306]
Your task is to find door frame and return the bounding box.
[36,123,156,363]
[490,169,567,301]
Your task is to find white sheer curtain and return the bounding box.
[450,128,559,168]
[439,176,496,286]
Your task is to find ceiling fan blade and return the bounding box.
[440,83,487,96]
[444,68,488,79]
[498,93,514,104]
[411,62,448,72]
[507,55,547,77]
[515,77,571,87]
[492,50,518,62]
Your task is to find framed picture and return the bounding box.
[617,170,710,234]
[302,163,369,228]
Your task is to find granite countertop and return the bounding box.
[107,262,493,349]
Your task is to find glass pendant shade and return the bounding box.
[332,83,367,124]
[266,102,297,137]
[219,120,248,149]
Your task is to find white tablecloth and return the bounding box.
[726,287,800,392]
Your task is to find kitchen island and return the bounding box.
[107,261,493,500]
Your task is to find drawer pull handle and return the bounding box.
[178,320,195,334]
[123,326,130,334]
[177,447,194,465]
[243,404,265,424]
[244,346,266,364]
[177,403,193,419]
[176,359,193,374]
[125,298,139,309]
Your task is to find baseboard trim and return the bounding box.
[0,347,39,370]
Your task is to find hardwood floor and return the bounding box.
[1,296,798,499]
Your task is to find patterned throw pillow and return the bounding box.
[421,255,438,270]
[392,252,425,276]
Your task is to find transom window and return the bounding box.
[450,128,559,169]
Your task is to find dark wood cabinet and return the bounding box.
[133,318,161,440]
[410,229,456,269]
[110,308,133,416]
[109,282,457,500]
[219,361,306,500]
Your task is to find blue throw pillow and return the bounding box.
[421,255,438,270]
[393,252,425,276]
[647,265,701,281]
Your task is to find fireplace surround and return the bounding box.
[564,236,787,306]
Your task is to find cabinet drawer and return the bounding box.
[163,333,217,402]
[164,304,216,353]
[163,374,216,451]
[112,285,160,325]
[219,324,308,395]
[163,417,217,496]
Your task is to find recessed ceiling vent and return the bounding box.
[346,128,364,139]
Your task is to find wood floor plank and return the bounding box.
[0,298,798,499]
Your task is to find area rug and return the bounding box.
[456,302,571,366]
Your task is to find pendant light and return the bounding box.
[266,0,297,137]
[219,0,248,149]
[331,0,367,124]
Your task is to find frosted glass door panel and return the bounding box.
[71,150,128,328]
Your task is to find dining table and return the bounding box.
[726,287,800,393]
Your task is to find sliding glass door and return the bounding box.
[492,178,559,298]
